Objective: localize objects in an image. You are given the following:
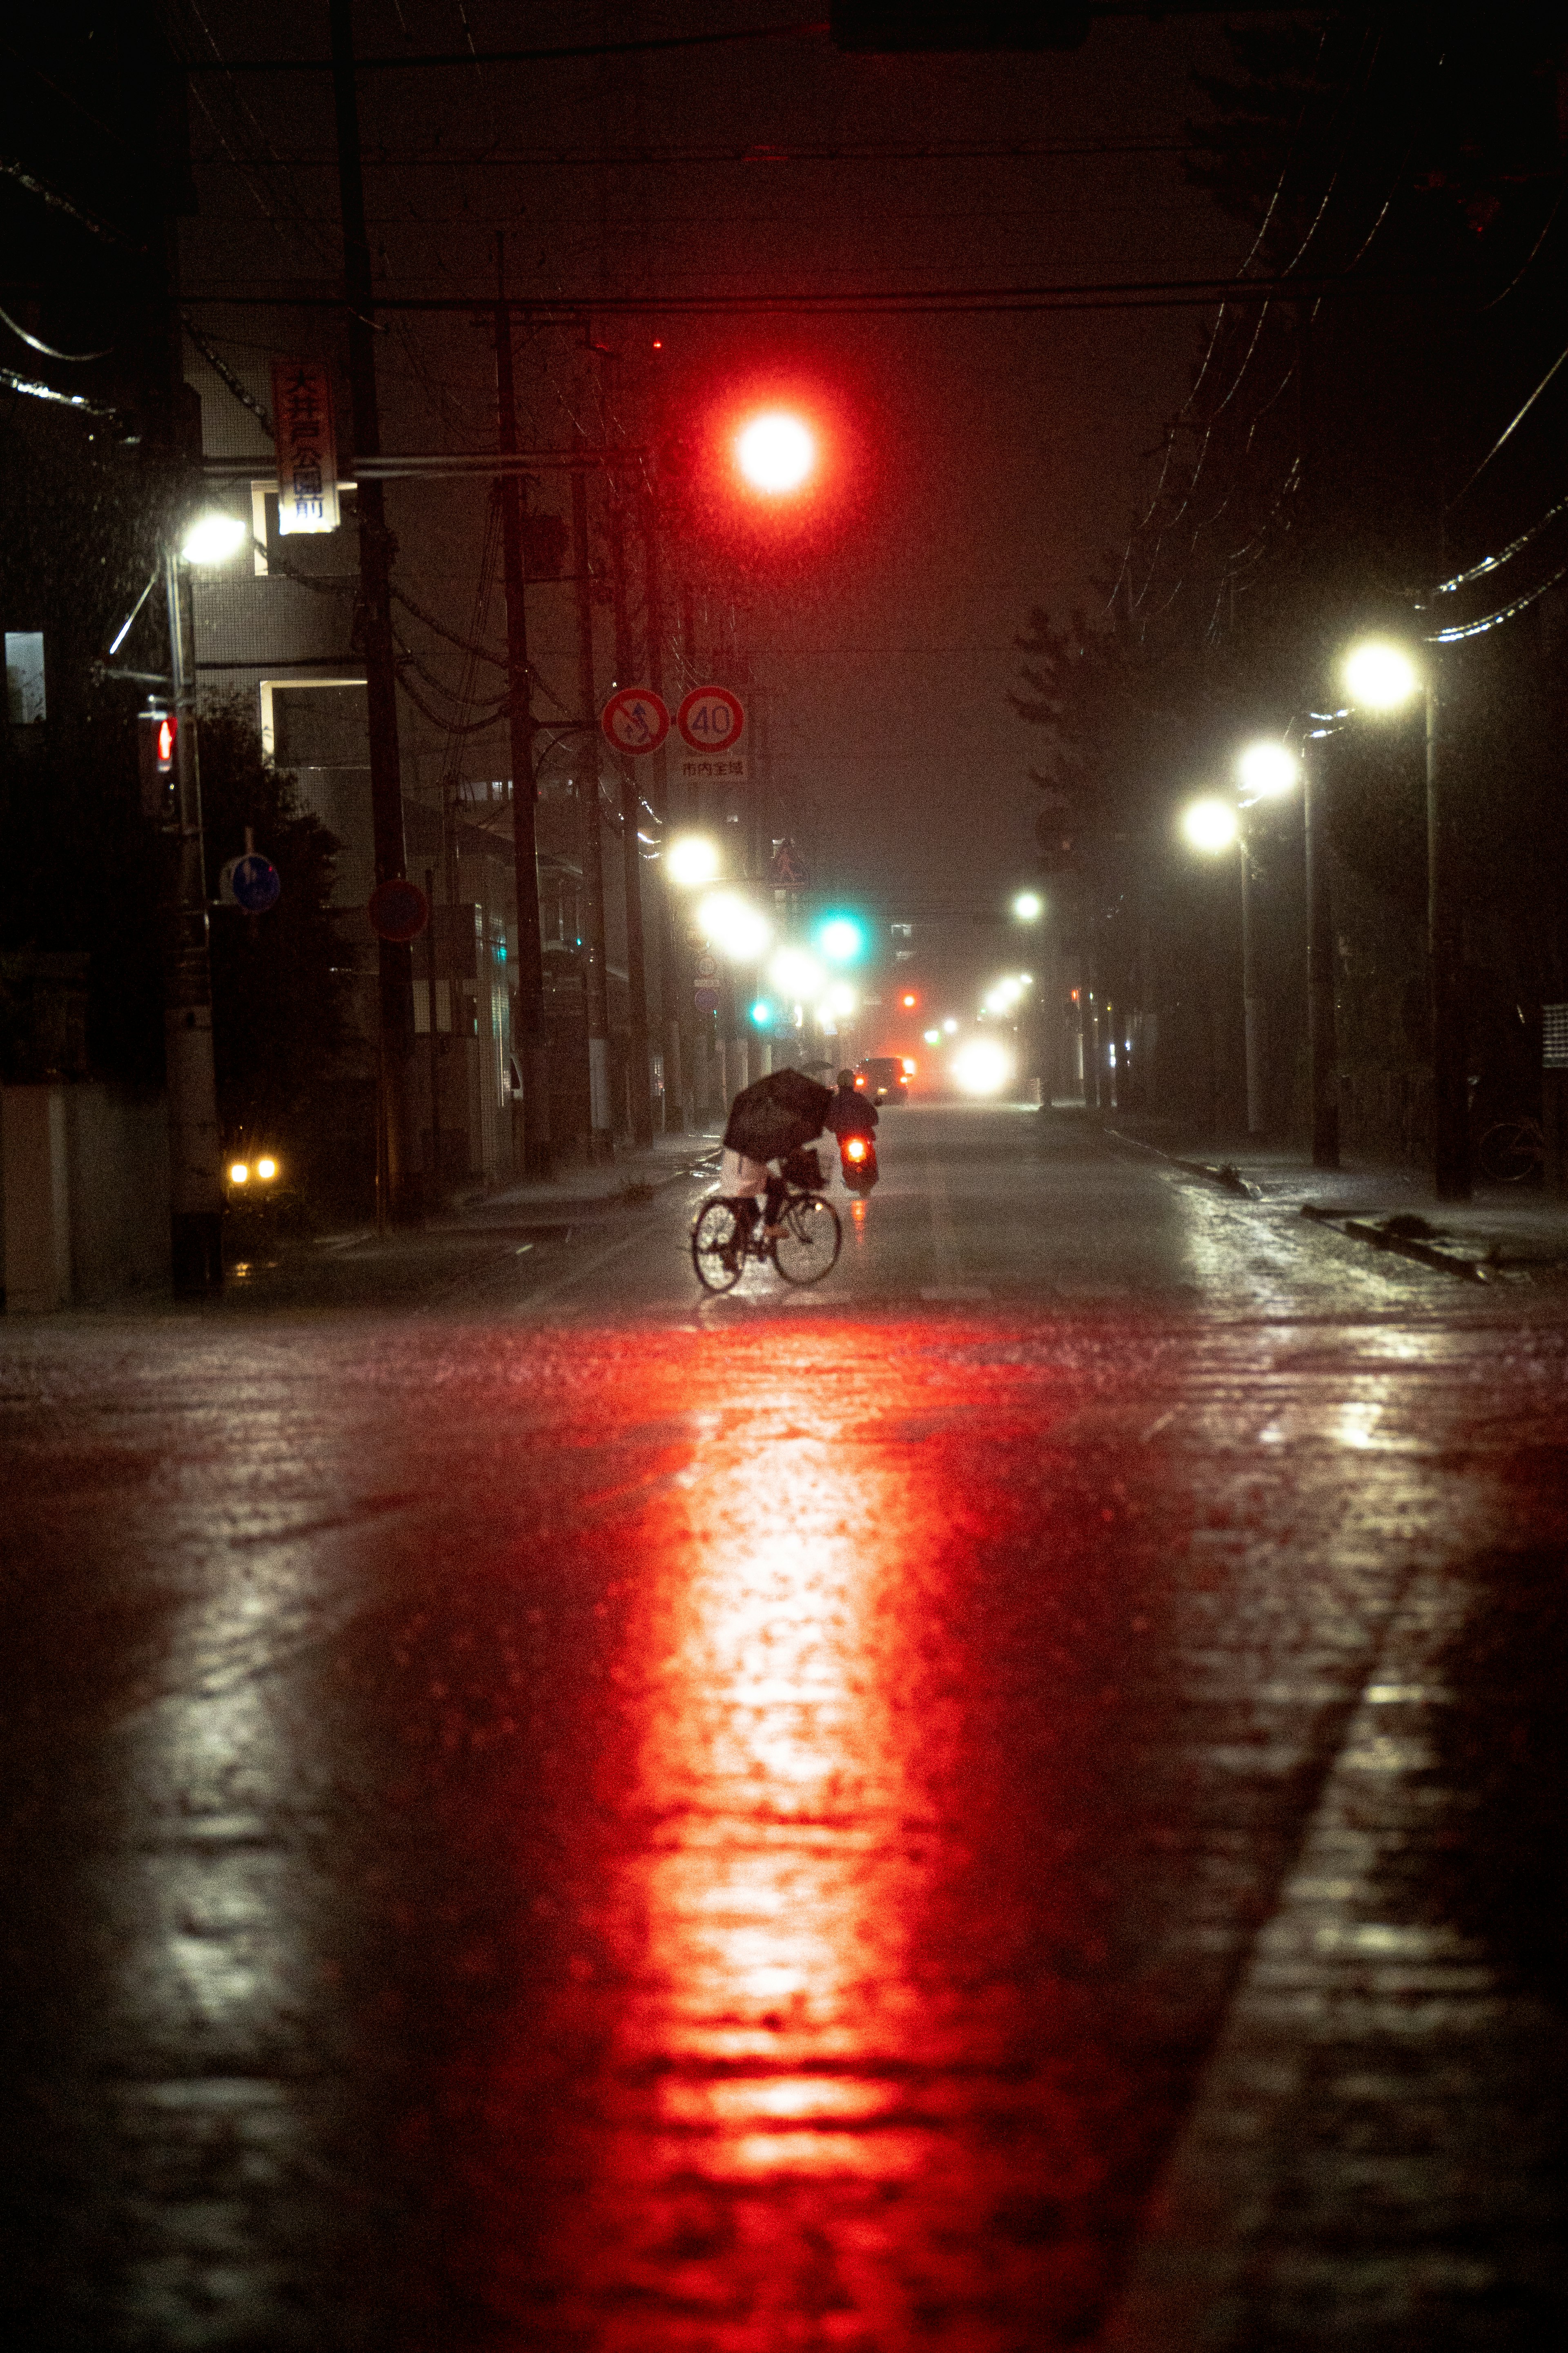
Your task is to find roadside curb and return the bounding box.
[1105,1127,1261,1198]
[1298,1203,1493,1284]
[1108,1127,1501,1282]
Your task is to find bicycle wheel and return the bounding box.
[771,1192,842,1285]
[692,1197,746,1292]
[1478,1119,1543,1184]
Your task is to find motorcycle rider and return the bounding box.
[825,1068,879,1145]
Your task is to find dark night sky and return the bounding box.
[178,3,1251,918]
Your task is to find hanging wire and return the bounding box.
[0,302,111,362]
[1448,335,1568,509]
[181,314,274,433]
[1426,558,1568,642]
[1434,484,1568,595]
[0,364,117,416]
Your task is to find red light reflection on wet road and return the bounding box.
[452,1325,1171,2350]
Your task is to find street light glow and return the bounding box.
[736,410,815,494]
[1012,890,1043,921]
[1181,796,1240,854]
[697,890,772,961]
[771,945,824,999]
[666,833,721,888]
[953,1037,1014,1097]
[181,511,248,566]
[1237,740,1298,799]
[1343,638,1421,712]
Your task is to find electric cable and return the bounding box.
[0,302,110,362]
[1434,485,1568,595]
[1448,334,1568,509]
[0,364,117,416]
[181,314,274,434]
[1426,556,1568,642]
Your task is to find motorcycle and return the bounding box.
[839,1133,880,1195]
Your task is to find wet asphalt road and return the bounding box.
[2,1106,1566,2351]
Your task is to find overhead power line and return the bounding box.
[1448,334,1568,509]
[183,270,1434,320]
[1434,484,1568,597]
[185,17,830,73]
[1426,557,1568,643]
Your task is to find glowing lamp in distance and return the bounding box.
[229,1161,249,1185]
[1012,890,1043,921]
[666,832,721,888]
[697,890,771,961]
[736,410,815,495]
[816,914,865,965]
[1342,637,1421,712]
[952,1038,1013,1097]
[182,511,249,566]
[923,1027,940,1044]
[1236,740,1298,799]
[256,1157,278,1181]
[750,998,773,1028]
[771,945,824,998]
[1181,796,1239,855]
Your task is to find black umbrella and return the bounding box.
[722,1067,834,1162]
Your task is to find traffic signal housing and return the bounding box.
[138,707,178,823]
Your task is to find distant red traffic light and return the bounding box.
[735,410,816,495]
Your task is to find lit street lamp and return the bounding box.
[1337,636,1467,1198]
[160,507,250,1292]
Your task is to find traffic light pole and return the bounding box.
[640,486,685,1133]
[161,549,224,1296]
[608,497,654,1149]
[494,250,551,1175]
[570,451,615,1164]
[330,0,418,1218]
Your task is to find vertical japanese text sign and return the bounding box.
[270,360,341,535]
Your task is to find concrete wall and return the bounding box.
[1,1084,170,1311]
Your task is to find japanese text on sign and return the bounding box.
[271,360,341,535]
[678,754,748,783]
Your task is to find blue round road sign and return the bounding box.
[227,853,281,913]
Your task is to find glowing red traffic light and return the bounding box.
[735,410,816,495]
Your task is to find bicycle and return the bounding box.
[690,1183,843,1293]
[1477,1115,1546,1184]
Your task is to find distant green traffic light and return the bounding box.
[750,998,774,1027]
[816,913,866,964]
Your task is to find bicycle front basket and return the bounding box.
[780,1144,827,1191]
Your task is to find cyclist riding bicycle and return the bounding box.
[718,1092,828,1242]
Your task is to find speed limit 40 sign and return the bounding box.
[601,686,670,756]
[677,685,745,753]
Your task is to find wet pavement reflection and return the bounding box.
[4,1112,1568,2348]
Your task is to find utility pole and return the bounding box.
[641,482,684,1132]
[162,546,223,1295]
[1303,741,1340,1169]
[493,237,550,1175]
[570,445,615,1163]
[1240,825,1265,1135]
[608,495,653,1147]
[1427,668,1470,1199]
[329,0,417,1218]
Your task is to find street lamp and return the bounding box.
[665,832,722,889]
[1012,890,1043,921]
[1339,633,1466,1198]
[696,890,772,963]
[180,511,250,567]
[1180,796,1239,855]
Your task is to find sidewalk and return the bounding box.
[444,1127,723,1225]
[1094,1109,1568,1280]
